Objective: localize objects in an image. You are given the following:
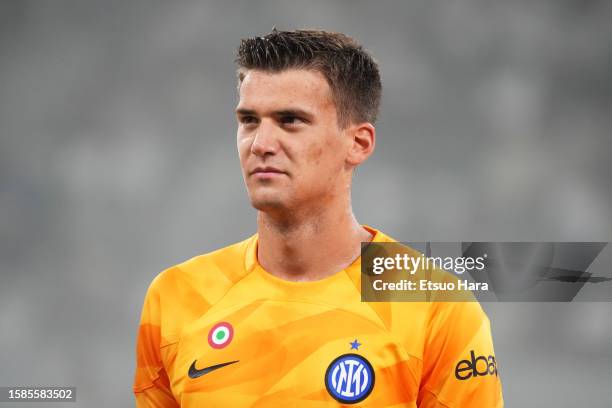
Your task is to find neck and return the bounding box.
[256,199,373,282]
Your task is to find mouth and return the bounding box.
[250,166,287,177]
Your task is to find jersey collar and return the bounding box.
[243,225,394,278]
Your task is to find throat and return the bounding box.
[256,212,373,282]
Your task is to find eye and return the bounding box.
[279,115,303,126]
[239,115,259,125]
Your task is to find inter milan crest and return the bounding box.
[325,353,375,404]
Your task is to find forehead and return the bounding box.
[237,69,334,113]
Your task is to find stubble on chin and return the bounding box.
[248,191,288,213]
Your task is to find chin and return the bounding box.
[248,195,287,212]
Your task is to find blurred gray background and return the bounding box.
[1,1,611,406]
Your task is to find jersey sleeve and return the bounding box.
[133,276,179,407]
[417,301,504,408]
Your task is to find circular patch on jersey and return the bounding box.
[207,322,234,349]
[325,353,375,404]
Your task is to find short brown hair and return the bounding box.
[236,29,382,128]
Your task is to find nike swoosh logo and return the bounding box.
[188,360,239,379]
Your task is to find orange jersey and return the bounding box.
[134,227,503,407]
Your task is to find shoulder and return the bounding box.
[361,235,488,351]
[148,235,255,296]
[141,235,256,341]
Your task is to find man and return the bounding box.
[134,29,503,407]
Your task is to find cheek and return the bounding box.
[308,146,324,166]
[301,146,343,185]
[237,136,250,162]
[308,135,345,170]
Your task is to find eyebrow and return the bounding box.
[235,108,314,121]
[235,108,257,116]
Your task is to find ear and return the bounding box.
[345,122,376,167]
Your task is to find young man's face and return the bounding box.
[236,69,351,214]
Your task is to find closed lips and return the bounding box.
[251,167,285,174]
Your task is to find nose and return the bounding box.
[250,119,279,157]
